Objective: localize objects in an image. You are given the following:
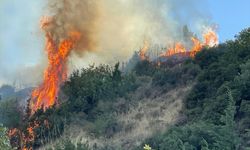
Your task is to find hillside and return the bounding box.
[0,27,250,150]
[41,79,192,150]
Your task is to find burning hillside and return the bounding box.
[3,0,223,150]
[28,0,219,114]
[1,0,250,149]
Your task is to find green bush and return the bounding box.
[140,122,238,150]
[62,63,137,115]
[0,98,22,128]
[133,60,157,76]
[152,62,200,88]
[0,124,12,150]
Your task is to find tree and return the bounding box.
[220,87,236,127]
[112,63,122,82]
[200,138,209,150]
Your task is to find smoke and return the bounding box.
[44,0,100,54]
[46,0,212,68]
[0,0,214,87]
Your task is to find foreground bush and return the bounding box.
[0,124,12,150]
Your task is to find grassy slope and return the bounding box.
[41,76,193,150]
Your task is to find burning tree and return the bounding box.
[30,17,81,113]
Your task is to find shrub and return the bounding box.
[62,63,137,115]
[139,122,239,150]
[0,98,22,128]
[0,124,12,150]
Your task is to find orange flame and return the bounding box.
[139,40,149,60]
[160,42,187,57]
[30,18,81,113]
[160,28,218,58]
[203,28,219,47]
[190,37,203,57]
[8,120,51,149]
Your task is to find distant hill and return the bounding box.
[0,85,32,106]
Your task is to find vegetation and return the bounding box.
[62,63,137,116]
[49,139,90,150]
[0,98,22,128]
[137,28,250,150]
[1,28,250,150]
[0,124,12,150]
[134,59,200,89]
[9,63,139,149]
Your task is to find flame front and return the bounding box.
[30,18,81,113]
[160,42,187,57]
[160,27,219,58]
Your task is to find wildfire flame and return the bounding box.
[203,28,219,47]
[8,120,50,150]
[160,27,218,58]
[8,16,82,150]
[30,17,81,113]
[160,42,187,57]
[190,37,203,57]
[139,40,149,60]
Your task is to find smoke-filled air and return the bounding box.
[45,0,217,62]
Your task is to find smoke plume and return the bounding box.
[0,0,215,87]
[45,0,213,67]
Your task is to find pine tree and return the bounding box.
[220,87,236,127]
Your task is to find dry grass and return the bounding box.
[39,78,193,150]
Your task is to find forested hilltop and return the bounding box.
[0,28,250,150]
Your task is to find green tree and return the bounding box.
[220,87,236,127]
[200,138,209,150]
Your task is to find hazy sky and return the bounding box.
[0,0,249,85]
[0,0,45,79]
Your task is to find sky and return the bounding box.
[0,0,250,86]
[207,0,250,42]
[0,0,45,85]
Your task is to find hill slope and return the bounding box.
[1,27,250,150]
[41,78,192,150]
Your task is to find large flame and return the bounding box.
[30,18,81,113]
